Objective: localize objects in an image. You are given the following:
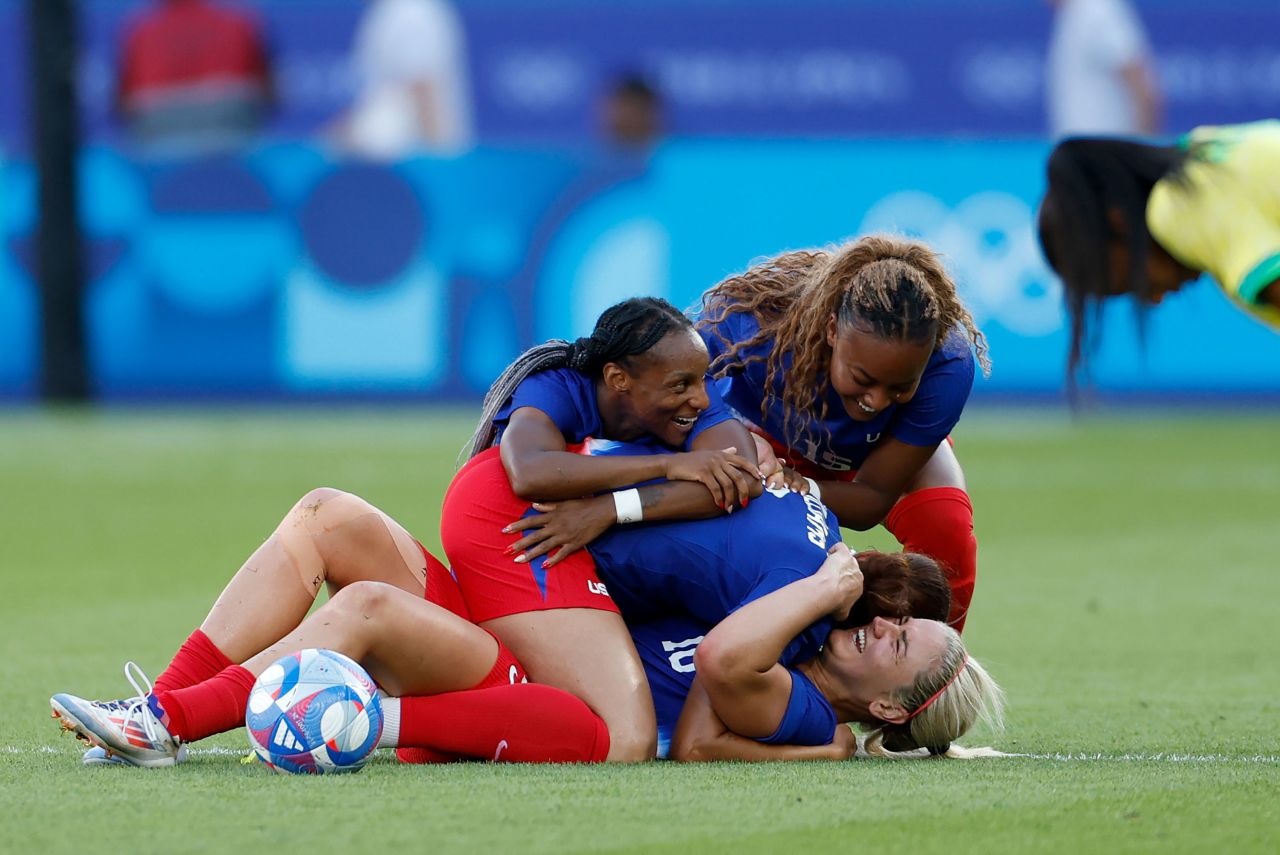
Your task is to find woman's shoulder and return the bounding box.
[513,365,588,393]
[698,304,763,338]
[502,366,597,433]
[929,328,977,374]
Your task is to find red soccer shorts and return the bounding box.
[439,447,619,624]
[417,540,528,686]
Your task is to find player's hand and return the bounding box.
[775,464,811,494]
[830,723,857,760]
[664,447,761,511]
[754,435,811,494]
[816,542,863,621]
[503,495,616,567]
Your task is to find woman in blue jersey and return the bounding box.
[495,436,1001,758]
[51,487,998,766]
[445,296,762,762]
[626,548,987,761]
[693,234,991,632]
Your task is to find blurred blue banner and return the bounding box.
[0,1,1278,149]
[2,141,1279,401]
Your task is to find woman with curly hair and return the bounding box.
[694,234,990,632]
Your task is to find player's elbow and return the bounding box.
[503,460,544,500]
[834,496,896,531]
[692,635,752,693]
[669,732,715,763]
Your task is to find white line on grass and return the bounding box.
[1007,751,1280,763]
[5,745,248,757]
[9,745,1279,763]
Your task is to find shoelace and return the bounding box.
[114,661,167,747]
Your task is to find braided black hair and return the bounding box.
[464,297,693,459]
[1037,137,1188,386]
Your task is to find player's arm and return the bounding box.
[695,544,862,737]
[503,416,762,567]
[815,439,937,530]
[620,417,763,520]
[670,680,854,762]
[500,407,755,502]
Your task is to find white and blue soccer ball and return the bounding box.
[245,648,383,774]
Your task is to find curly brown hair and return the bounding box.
[696,235,990,449]
[844,550,951,628]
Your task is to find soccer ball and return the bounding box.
[245,648,383,774]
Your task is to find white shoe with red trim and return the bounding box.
[50,662,186,768]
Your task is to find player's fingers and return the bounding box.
[726,467,755,507]
[698,473,727,509]
[507,527,554,553]
[517,536,561,564]
[545,543,579,567]
[502,516,542,534]
[711,468,740,510]
[724,453,762,480]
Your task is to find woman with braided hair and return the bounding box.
[444,296,762,761]
[695,234,991,633]
[1037,123,1280,386]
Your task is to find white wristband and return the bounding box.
[803,477,823,502]
[612,488,644,524]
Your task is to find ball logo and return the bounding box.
[272,720,303,751]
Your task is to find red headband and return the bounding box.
[903,657,968,722]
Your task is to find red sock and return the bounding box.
[885,486,978,634]
[152,630,234,694]
[396,684,610,763]
[394,746,465,765]
[155,665,257,742]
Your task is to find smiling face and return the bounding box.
[823,616,949,722]
[607,327,712,446]
[825,315,935,422]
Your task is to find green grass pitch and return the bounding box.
[1,407,1277,853]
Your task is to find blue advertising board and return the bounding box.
[2,140,1278,401]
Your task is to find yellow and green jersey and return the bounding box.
[1146,120,1280,330]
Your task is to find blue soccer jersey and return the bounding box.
[696,309,975,472]
[585,482,842,667]
[629,616,838,759]
[492,367,733,448]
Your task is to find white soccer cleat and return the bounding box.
[50,662,186,769]
[81,746,129,767]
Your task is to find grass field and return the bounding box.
[2,407,1277,853]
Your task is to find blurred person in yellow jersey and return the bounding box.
[1037,121,1280,380]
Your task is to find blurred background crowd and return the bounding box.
[3,0,1279,403]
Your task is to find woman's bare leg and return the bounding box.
[242,581,498,695]
[904,440,967,492]
[199,488,431,663]
[481,609,657,762]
